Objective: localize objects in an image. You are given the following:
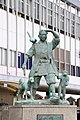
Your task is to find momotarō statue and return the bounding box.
[22,29,60,100]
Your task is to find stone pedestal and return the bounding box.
[9,105,77,120]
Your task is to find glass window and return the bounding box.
[71,65,75,76]
[76,23,80,38]
[41,0,46,6]
[22,1,24,13]
[26,57,32,69]
[18,52,23,68]
[26,2,29,16]
[60,49,64,62]
[48,10,52,25]
[66,11,70,18]
[71,26,75,35]
[18,0,20,12]
[14,0,16,10]
[56,5,59,13]
[10,50,16,67]
[60,63,65,73]
[4,0,7,5]
[2,48,7,66]
[41,6,46,23]
[18,52,32,69]
[66,50,70,64]
[76,66,80,77]
[9,0,12,8]
[34,1,39,20]
[0,48,1,65]
[18,0,24,13]
[66,19,70,33]
[60,16,64,30]
[18,52,21,68]
[60,7,64,15]
[66,64,70,75]
[71,13,75,20]
[48,1,52,9]
[12,51,16,67]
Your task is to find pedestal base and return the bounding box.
[9,105,77,120]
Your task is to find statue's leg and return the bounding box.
[24,89,27,100]
[31,76,41,99]
[58,85,61,98]
[45,74,56,97]
[49,83,56,97]
[62,87,66,100]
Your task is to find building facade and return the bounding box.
[0,0,80,104]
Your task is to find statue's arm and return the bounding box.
[27,32,37,44]
[45,30,60,49]
[52,31,60,49]
[45,29,59,38]
[22,44,35,75]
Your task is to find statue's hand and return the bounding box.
[29,77,34,83]
[27,32,37,43]
[22,63,26,76]
[29,37,37,44]
[22,63,26,70]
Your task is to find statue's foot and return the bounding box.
[59,99,70,105]
[49,95,60,104]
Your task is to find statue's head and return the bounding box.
[38,30,47,42]
[62,70,68,77]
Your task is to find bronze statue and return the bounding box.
[22,29,60,99]
[58,70,69,100]
[17,79,28,100]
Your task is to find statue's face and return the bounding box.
[62,70,68,77]
[39,30,47,42]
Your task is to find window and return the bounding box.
[26,58,32,69]
[66,50,70,64]
[60,63,65,73]
[41,0,46,6]
[66,18,70,34]
[76,23,80,38]
[60,15,64,30]
[71,13,75,20]
[10,50,16,67]
[66,11,70,18]
[54,12,56,27]
[41,0,46,23]
[60,49,64,62]
[71,26,75,35]
[60,7,64,15]
[2,48,7,66]
[71,65,75,76]
[0,48,7,66]
[18,52,24,68]
[41,6,46,23]
[66,64,70,75]
[48,10,52,25]
[76,66,80,77]
[34,0,39,20]
[26,0,30,16]
[48,1,52,25]
[0,0,6,5]
[18,52,32,69]
[0,48,1,65]
[48,1,52,9]
[18,0,24,13]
